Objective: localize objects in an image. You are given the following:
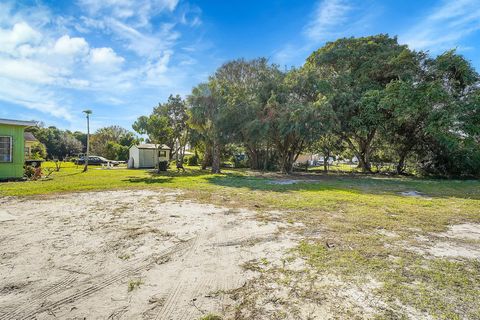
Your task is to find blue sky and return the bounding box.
[1,0,480,132]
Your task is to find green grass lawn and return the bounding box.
[1,162,480,318]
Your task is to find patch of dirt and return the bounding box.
[399,191,431,199]
[231,257,387,320]
[408,223,480,259]
[376,229,399,238]
[440,223,480,240]
[268,179,301,185]
[426,242,480,259]
[268,179,321,185]
[0,190,296,319]
[0,210,16,222]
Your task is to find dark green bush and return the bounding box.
[158,160,169,171]
[24,165,42,180]
[24,165,35,178]
[187,154,199,166]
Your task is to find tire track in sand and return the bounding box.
[0,239,194,320]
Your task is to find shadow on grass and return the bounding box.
[122,168,215,184]
[205,172,480,200]
[118,166,480,200]
[125,176,174,184]
[60,171,84,177]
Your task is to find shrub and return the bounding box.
[233,158,248,168]
[158,160,169,171]
[187,154,199,166]
[24,165,35,179]
[24,166,42,180]
[30,142,47,159]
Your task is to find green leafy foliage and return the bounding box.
[30,141,47,159]
[27,126,83,160]
[90,125,138,160]
[133,34,479,177]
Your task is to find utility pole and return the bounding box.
[82,110,92,172]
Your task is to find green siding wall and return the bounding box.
[0,124,25,179]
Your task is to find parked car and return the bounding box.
[75,156,120,166]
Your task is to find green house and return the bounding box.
[0,118,37,180]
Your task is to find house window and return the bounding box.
[158,150,167,158]
[0,136,12,162]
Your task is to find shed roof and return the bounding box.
[24,132,38,142]
[135,143,170,150]
[0,118,37,127]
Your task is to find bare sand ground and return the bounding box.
[2,190,478,319]
[0,190,295,319]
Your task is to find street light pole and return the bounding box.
[82,110,92,172]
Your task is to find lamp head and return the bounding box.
[82,109,92,115]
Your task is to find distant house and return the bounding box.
[296,153,321,165]
[24,132,38,160]
[296,153,335,166]
[0,118,37,179]
[128,144,170,169]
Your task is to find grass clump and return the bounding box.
[118,253,131,260]
[199,314,222,320]
[127,279,143,292]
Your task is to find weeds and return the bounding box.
[127,279,143,292]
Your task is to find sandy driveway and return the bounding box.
[0,190,295,319]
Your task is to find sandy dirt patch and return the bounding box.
[0,210,16,222]
[440,223,480,240]
[409,223,480,259]
[399,191,432,199]
[268,179,301,185]
[0,190,295,319]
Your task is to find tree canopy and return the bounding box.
[133,34,479,177]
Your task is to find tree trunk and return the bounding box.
[346,138,369,172]
[211,138,221,174]
[202,146,212,170]
[323,150,330,173]
[277,137,303,174]
[358,154,371,172]
[280,150,295,174]
[279,151,288,174]
[346,136,373,173]
[246,146,259,170]
[263,146,268,171]
[396,152,408,175]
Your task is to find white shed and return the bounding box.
[128,144,170,169]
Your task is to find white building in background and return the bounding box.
[128,144,170,169]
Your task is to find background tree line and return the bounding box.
[27,125,139,161]
[135,34,480,177]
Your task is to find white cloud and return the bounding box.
[77,0,179,27]
[0,0,205,129]
[0,22,125,119]
[0,22,42,54]
[54,35,89,56]
[180,4,202,27]
[145,50,172,83]
[0,57,58,84]
[89,47,124,67]
[273,0,379,66]
[0,78,72,120]
[104,18,179,57]
[401,0,480,52]
[67,78,90,88]
[304,0,352,41]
